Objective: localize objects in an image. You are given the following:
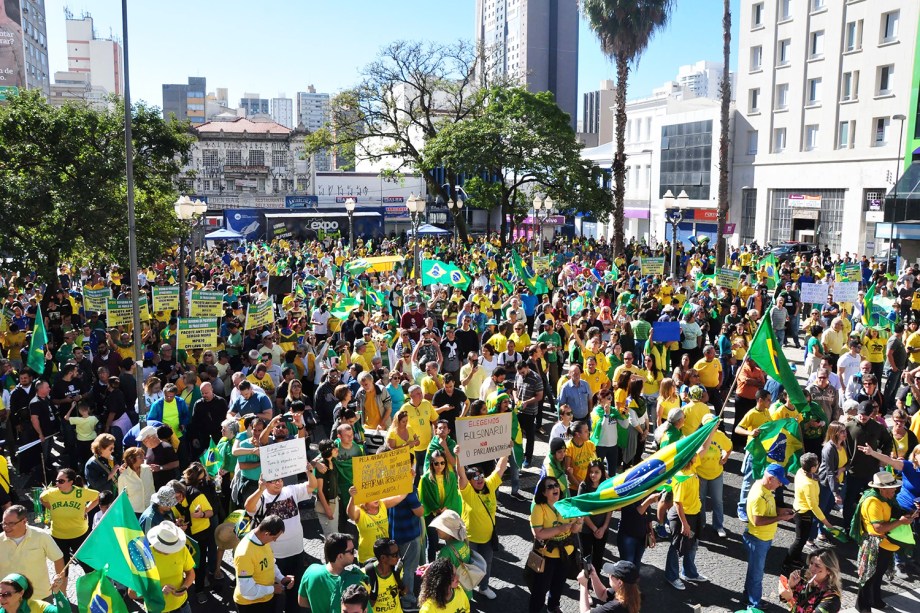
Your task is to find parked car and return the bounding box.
[769,241,817,263]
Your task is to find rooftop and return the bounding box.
[193,117,291,135]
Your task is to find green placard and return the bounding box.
[245,299,274,331]
[716,267,741,290]
[83,288,111,313]
[151,285,180,313]
[190,290,224,318]
[177,317,218,349]
[835,263,861,282]
[640,257,665,275]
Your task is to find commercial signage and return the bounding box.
[384,205,410,220]
[285,196,318,208]
[223,165,269,175]
[0,5,24,101]
[693,209,718,221]
[789,194,822,209]
[224,210,263,240]
[382,196,405,203]
[723,223,737,234]
[236,179,258,188]
[867,199,882,212]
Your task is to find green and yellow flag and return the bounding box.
[421,260,472,290]
[75,494,165,613]
[745,417,803,479]
[27,304,48,375]
[862,281,876,326]
[556,418,720,518]
[510,250,549,295]
[748,315,807,408]
[200,438,220,478]
[76,566,129,613]
[694,273,716,291]
[757,253,780,290]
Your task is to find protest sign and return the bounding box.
[800,283,829,304]
[352,448,414,504]
[532,255,551,274]
[832,281,859,303]
[835,264,861,282]
[260,437,308,481]
[245,299,274,330]
[106,296,149,326]
[652,321,681,343]
[190,291,224,318]
[455,412,512,467]
[83,288,110,313]
[151,286,180,313]
[716,268,741,290]
[640,257,665,275]
[177,317,218,350]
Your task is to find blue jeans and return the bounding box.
[737,452,754,520]
[665,514,700,581]
[470,540,494,586]
[617,533,647,567]
[812,484,835,540]
[788,314,801,346]
[398,535,423,597]
[699,473,724,531]
[742,531,773,608]
[774,328,786,345]
[509,452,520,494]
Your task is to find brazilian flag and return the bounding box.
[757,253,780,290]
[420,260,471,290]
[748,316,807,408]
[200,438,220,478]
[569,295,585,317]
[745,417,803,479]
[344,259,369,275]
[510,250,549,295]
[556,418,720,518]
[365,289,388,313]
[76,567,128,613]
[861,282,876,326]
[694,273,716,291]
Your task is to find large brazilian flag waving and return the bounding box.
[746,417,803,480]
[747,314,807,409]
[556,418,720,518]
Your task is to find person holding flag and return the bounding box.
[0,573,70,613]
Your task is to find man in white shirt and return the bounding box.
[0,505,65,600]
[837,339,863,397]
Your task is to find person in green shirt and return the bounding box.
[298,533,368,613]
[537,321,563,397]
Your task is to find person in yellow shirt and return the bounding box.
[528,475,584,611]
[906,320,920,366]
[402,386,444,476]
[39,468,99,570]
[734,389,774,521]
[509,322,531,351]
[769,391,803,423]
[680,386,711,436]
[420,362,445,401]
[582,356,610,396]
[781,453,835,573]
[146,521,196,613]
[861,328,887,379]
[694,345,723,408]
[696,414,732,538]
[611,352,641,382]
[233,516,293,609]
[457,454,509,597]
[563,422,596,495]
[346,485,407,563]
[246,364,276,399]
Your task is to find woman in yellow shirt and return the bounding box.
[418,558,471,613]
[782,453,835,573]
[528,476,584,613]
[39,468,99,572]
[861,327,887,381]
[345,485,406,563]
[656,378,680,426]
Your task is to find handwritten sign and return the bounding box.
[260,437,308,481]
[245,299,274,331]
[83,288,111,313]
[800,283,829,305]
[190,291,224,318]
[455,412,512,467]
[716,268,741,290]
[177,317,218,350]
[640,257,665,275]
[832,281,859,304]
[151,285,180,313]
[106,295,150,327]
[351,448,414,504]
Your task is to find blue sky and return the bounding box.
[47,0,740,117]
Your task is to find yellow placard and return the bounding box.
[177,317,218,350]
[245,299,274,331]
[83,288,111,313]
[151,285,180,313]
[351,448,414,505]
[106,296,150,326]
[190,291,224,318]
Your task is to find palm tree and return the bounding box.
[715,0,732,267]
[582,0,675,255]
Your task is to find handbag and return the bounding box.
[525,547,546,574]
[449,544,487,591]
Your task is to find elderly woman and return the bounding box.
[118,446,155,516]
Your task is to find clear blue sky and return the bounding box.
[46,1,740,117]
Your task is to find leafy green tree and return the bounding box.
[422,87,608,245]
[583,0,675,254]
[0,91,193,290]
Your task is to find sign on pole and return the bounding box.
[835,264,861,282]
[532,255,551,274]
[455,412,513,467]
[190,291,224,318]
[640,257,665,275]
[800,282,830,304]
[260,437,308,481]
[151,286,180,313]
[245,299,274,331]
[716,268,741,290]
[177,317,218,350]
[106,296,150,327]
[351,448,414,504]
[83,288,111,313]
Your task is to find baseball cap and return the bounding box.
[765,463,790,486]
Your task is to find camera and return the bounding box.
[282,413,295,423]
[583,557,594,576]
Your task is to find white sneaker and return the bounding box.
[477,587,497,600]
[668,578,686,590]
[717,528,727,538]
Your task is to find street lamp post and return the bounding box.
[532,195,554,256]
[663,190,684,281]
[345,197,356,253]
[407,194,425,279]
[448,198,464,249]
[641,149,654,245]
[174,195,207,317]
[889,114,907,273]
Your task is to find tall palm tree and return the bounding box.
[582,0,675,255]
[716,0,732,267]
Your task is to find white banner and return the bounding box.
[832,281,859,303]
[455,412,512,467]
[259,436,307,481]
[800,282,829,304]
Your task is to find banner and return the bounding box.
[835,263,861,282]
[177,317,218,350]
[245,299,274,331]
[83,288,111,313]
[455,412,513,467]
[351,448,414,504]
[190,290,224,318]
[800,283,829,305]
[106,296,149,327]
[832,281,859,303]
[716,267,741,290]
[151,285,180,313]
[260,437,308,481]
[532,255,551,275]
[651,321,681,343]
[640,257,665,275]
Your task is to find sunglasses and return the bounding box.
[431,461,446,466]
[0,592,14,599]
[56,479,69,484]
[544,483,560,491]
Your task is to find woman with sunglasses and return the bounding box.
[778,550,842,613]
[420,450,462,563]
[528,475,584,613]
[0,573,70,613]
[39,468,99,573]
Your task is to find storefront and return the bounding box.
[767,189,846,253]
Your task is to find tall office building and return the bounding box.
[730,0,920,255]
[297,86,332,171]
[162,76,206,124]
[240,93,270,117]
[0,0,50,100]
[475,0,579,128]
[582,80,616,146]
[62,12,123,96]
[271,96,293,129]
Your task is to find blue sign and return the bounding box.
[224,209,263,240]
[383,205,410,220]
[652,321,681,343]
[285,195,318,208]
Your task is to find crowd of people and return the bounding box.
[0,232,918,613]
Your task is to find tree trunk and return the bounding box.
[612,54,629,256]
[716,0,732,268]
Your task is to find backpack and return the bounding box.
[363,560,402,605]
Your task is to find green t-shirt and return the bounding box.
[298,563,368,613]
[537,331,562,363]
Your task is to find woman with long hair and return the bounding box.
[783,453,836,573]
[641,356,662,405]
[180,462,219,601]
[419,449,462,563]
[528,475,584,613]
[386,409,420,452]
[118,446,155,515]
[576,560,642,613]
[418,557,470,613]
[779,549,842,613]
[579,459,611,567]
[656,378,680,427]
[624,379,649,467]
[816,422,847,544]
[231,415,265,507]
[39,468,99,573]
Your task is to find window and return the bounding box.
[749,88,760,113]
[809,30,825,58]
[747,130,759,155]
[807,78,822,104]
[845,20,863,52]
[804,125,819,151]
[811,0,825,11]
[877,65,893,96]
[780,0,792,20]
[226,149,242,166]
[752,2,764,27]
[750,46,762,71]
[874,117,890,146]
[841,71,859,101]
[881,10,899,43]
[837,121,851,149]
[775,84,789,110]
[202,149,219,168]
[272,150,287,168]
[777,39,791,65]
[248,149,265,166]
[773,127,787,153]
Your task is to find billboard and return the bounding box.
[0,0,25,101]
[224,209,264,240]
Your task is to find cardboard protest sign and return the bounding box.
[455,412,513,467]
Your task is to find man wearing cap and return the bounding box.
[843,400,893,528]
[0,505,65,600]
[742,463,795,610]
[577,560,640,613]
[140,521,195,613]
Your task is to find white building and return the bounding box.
[675,61,729,100]
[271,96,293,129]
[61,13,123,97]
[730,0,919,256]
[296,87,332,171]
[49,71,109,110]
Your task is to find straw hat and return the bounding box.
[147,521,187,554]
[869,471,901,489]
[214,522,241,550]
[428,510,467,542]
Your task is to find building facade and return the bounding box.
[62,12,122,96]
[582,80,616,147]
[162,76,206,124]
[0,0,50,100]
[475,0,579,128]
[271,96,293,129]
[731,0,920,256]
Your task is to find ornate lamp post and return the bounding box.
[532,195,554,256]
[345,197,356,252]
[174,195,208,317]
[448,197,464,249]
[663,190,682,281]
[407,194,426,279]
